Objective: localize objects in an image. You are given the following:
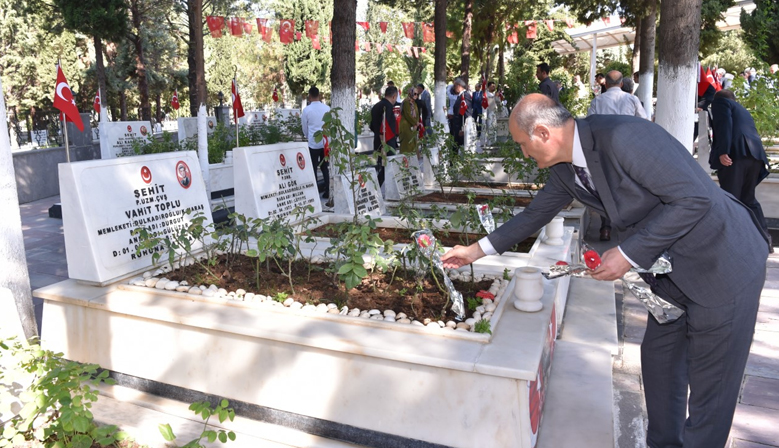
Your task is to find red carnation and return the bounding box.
[475,291,495,300]
[555,261,568,266]
[583,250,601,270]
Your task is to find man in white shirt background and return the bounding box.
[301,86,331,198]
[587,70,648,241]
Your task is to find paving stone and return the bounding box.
[28,272,68,290]
[730,439,778,448]
[745,330,779,381]
[613,372,642,392]
[613,389,647,448]
[27,260,68,277]
[730,403,779,447]
[740,375,779,411]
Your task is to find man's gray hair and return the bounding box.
[514,95,573,139]
[453,77,467,88]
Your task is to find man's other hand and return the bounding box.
[441,243,486,269]
[719,154,733,167]
[591,247,632,281]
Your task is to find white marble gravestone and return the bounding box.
[384,154,422,201]
[275,108,301,120]
[240,111,268,129]
[59,151,213,285]
[233,142,322,221]
[100,121,153,158]
[177,116,216,144]
[463,116,479,153]
[334,168,385,217]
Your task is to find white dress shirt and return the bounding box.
[301,100,330,149]
[587,87,647,119]
[477,122,639,268]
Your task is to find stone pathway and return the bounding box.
[19,197,779,447]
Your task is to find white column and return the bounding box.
[589,33,598,91]
[0,77,36,340]
[98,87,111,159]
[197,104,211,201]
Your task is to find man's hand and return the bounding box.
[441,243,486,269]
[590,247,632,281]
[719,154,733,167]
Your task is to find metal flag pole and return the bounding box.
[234,67,239,149]
[57,59,71,163]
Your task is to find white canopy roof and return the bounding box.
[551,1,756,55]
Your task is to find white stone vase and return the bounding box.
[543,216,565,246]
[513,267,544,312]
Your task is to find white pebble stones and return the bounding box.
[130,272,506,332]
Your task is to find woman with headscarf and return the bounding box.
[399,86,420,155]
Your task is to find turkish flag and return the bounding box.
[93,89,100,113]
[706,68,720,91]
[363,41,371,52]
[418,119,425,139]
[279,19,294,44]
[272,87,279,103]
[386,43,393,52]
[312,37,321,50]
[206,16,225,38]
[53,65,84,132]
[382,117,395,141]
[459,94,467,116]
[379,22,388,33]
[242,19,252,35]
[507,24,519,44]
[401,22,415,39]
[376,43,383,54]
[229,17,243,36]
[355,41,360,51]
[171,89,180,110]
[257,19,272,42]
[525,21,537,39]
[481,76,489,109]
[544,20,554,32]
[232,78,244,123]
[422,22,434,42]
[305,20,318,40]
[357,22,370,31]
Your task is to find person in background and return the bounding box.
[536,62,559,102]
[594,73,606,95]
[621,77,635,95]
[632,71,640,92]
[449,77,472,151]
[472,82,484,137]
[573,75,588,99]
[709,89,772,252]
[300,86,331,198]
[416,83,433,136]
[399,86,420,156]
[370,86,399,186]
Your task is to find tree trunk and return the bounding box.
[655,0,700,152]
[120,90,128,121]
[330,0,356,137]
[94,35,109,119]
[636,2,657,120]
[433,0,447,127]
[498,42,505,86]
[155,92,162,123]
[632,17,641,74]
[188,0,207,116]
[0,78,37,340]
[129,0,151,122]
[459,0,473,83]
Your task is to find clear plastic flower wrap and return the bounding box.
[476,204,495,234]
[412,229,466,320]
[542,242,685,324]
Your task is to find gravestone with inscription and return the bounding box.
[234,142,322,221]
[384,154,422,201]
[100,121,153,158]
[275,108,301,120]
[333,168,385,217]
[177,116,216,144]
[59,151,213,285]
[240,111,268,130]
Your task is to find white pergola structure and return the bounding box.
[551,1,755,88]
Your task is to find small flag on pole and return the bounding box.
[53,64,84,131]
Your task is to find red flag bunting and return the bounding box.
[363,41,371,52]
[506,24,519,44]
[357,22,370,31]
[171,89,180,110]
[401,22,415,39]
[93,90,100,113]
[242,19,252,35]
[602,17,611,25]
[565,18,575,28]
[379,22,388,33]
[312,37,321,50]
[229,17,243,36]
[272,87,279,103]
[279,19,294,44]
[355,41,360,51]
[525,21,537,39]
[295,31,302,41]
[446,30,454,39]
[422,23,434,42]
[257,18,272,42]
[411,46,419,58]
[206,16,225,38]
[305,20,318,40]
[544,20,554,32]
[376,42,383,54]
[53,64,84,132]
[386,43,393,52]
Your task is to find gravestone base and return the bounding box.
[384,154,423,201]
[333,169,385,216]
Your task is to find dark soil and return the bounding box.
[444,182,541,190]
[416,192,535,207]
[308,224,536,253]
[166,254,495,322]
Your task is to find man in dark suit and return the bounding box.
[710,89,771,246]
[416,83,433,136]
[536,63,559,102]
[442,94,768,448]
[370,86,399,186]
[449,77,472,152]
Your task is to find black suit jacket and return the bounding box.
[709,97,769,179]
[370,98,398,151]
[488,115,768,307]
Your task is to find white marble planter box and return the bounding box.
[36,258,566,448]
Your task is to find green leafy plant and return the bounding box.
[474,319,492,335]
[466,297,481,311]
[324,216,394,291]
[0,336,124,448]
[158,399,236,448]
[133,131,182,156]
[273,292,289,303]
[503,268,511,281]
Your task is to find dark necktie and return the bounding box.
[573,165,599,199]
